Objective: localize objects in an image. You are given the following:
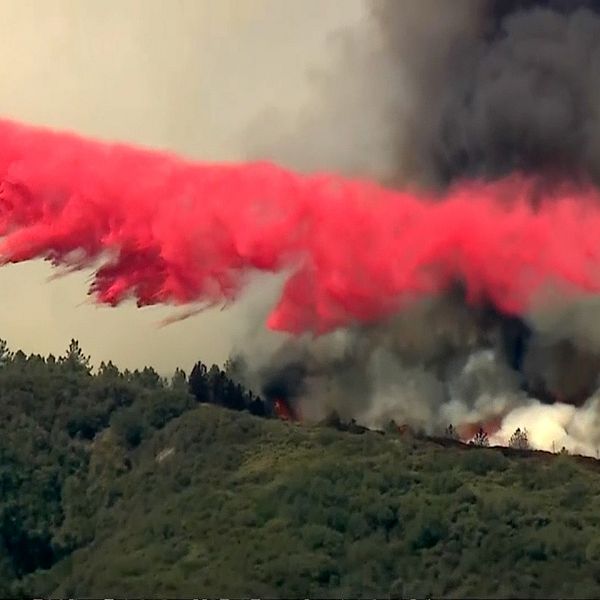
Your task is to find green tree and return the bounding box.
[207,364,226,404]
[0,338,12,366]
[407,511,448,551]
[509,427,530,450]
[145,391,194,430]
[111,408,147,449]
[247,392,267,417]
[471,428,489,447]
[60,339,91,374]
[131,367,162,389]
[170,368,187,391]
[98,361,121,379]
[189,361,209,402]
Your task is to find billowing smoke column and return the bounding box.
[376,0,600,450]
[237,0,600,454]
[4,0,600,454]
[2,116,600,451]
[371,0,600,187]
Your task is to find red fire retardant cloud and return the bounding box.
[1,118,600,334]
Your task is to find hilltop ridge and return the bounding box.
[1,340,600,598]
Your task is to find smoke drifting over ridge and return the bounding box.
[235,0,600,455]
[3,1,600,455]
[6,118,600,458]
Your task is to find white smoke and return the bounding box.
[233,0,600,459]
[493,395,600,458]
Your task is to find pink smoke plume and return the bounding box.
[1,118,600,334]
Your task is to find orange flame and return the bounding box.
[458,416,503,442]
[273,398,298,422]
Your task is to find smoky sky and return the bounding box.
[377,0,600,186]
[237,0,600,435]
[4,0,600,441]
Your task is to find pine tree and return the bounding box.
[207,364,226,404]
[471,427,489,447]
[509,427,530,450]
[0,338,12,366]
[170,368,187,391]
[98,360,121,378]
[60,339,91,374]
[189,361,209,402]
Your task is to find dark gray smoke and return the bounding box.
[434,3,600,183]
[234,0,600,452]
[372,0,600,408]
[234,288,528,433]
[372,0,600,186]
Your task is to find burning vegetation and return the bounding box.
[3,1,600,453]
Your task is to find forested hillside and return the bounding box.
[2,339,600,598]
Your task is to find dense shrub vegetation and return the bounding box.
[1,338,600,597]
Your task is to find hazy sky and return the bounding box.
[0,0,367,373]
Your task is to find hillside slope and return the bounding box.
[20,405,600,599]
